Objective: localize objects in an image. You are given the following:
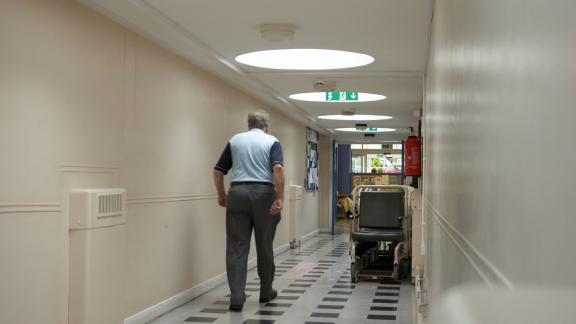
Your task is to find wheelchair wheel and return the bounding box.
[400,258,411,279]
[350,263,358,283]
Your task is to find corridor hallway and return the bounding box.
[149,234,414,324]
[3,1,576,323]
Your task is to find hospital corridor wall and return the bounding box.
[424,0,576,314]
[0,1,330,323]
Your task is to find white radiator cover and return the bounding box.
[69,188,127,324]
[287,185,303,245]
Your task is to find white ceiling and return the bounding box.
[81,0,433,143]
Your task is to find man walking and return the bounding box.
[213,111,285,311]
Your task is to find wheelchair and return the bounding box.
[349,185,414,282]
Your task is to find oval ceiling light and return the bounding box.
[335,127,396,132]
[318,114,392,121]
[235,49,374,70]
[289,92,386,102]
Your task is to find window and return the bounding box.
[365,153,402,174]
[351,155,363,173]
[350,142,403,174]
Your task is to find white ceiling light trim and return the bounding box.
[335,128,396,132]
[318,114,392,121]
[235,49,374,70]
[289,92,386,102]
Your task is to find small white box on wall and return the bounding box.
[70,188,126,229]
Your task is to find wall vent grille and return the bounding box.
[98,193,123,217]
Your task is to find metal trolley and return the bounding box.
[349,185,414,282]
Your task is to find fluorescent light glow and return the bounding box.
[318,114,392,121]
[335,128,396,133]
[235,49,374,70]
[289,92,386,102]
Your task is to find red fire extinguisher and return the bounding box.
[404,136,422,176]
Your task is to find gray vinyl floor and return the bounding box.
[148,232,415,324]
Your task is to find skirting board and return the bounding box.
[299,229,320,243]
[124,229,320,324]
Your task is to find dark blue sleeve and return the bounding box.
[214,142,233,174]
[270,141,283,168]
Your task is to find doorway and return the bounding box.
[331,142,405,234]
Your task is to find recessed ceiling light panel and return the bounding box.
[289,92,386,102]
[235,49,374,70]
[335,127,396,133]
[318,115,392,121]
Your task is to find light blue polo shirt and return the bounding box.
[215,128,283,183]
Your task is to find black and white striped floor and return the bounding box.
[149,233,415,324]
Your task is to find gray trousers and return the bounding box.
[226,184,280,305]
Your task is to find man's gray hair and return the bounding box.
[247,111,270,130]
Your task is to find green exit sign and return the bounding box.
[367,127,378,131]
[325,91,358,101]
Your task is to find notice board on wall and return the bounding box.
[305,127,319,191]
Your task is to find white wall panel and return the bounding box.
[0,1,327,323]
[425,0,576,309]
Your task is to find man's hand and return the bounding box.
[270,164,285,215]
[269,198,283,215]
[217,193,227,208]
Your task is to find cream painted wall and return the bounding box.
[424,0,576,311]
[0,1,327,323]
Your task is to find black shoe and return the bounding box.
[229,304,243,312]
[259,290,277,303]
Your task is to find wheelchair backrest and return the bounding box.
[359,190,404,229]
